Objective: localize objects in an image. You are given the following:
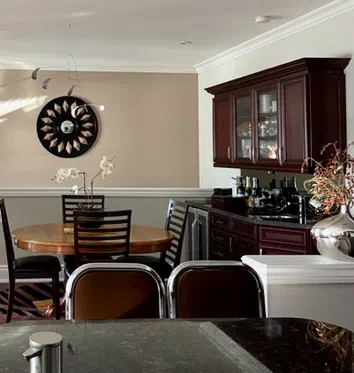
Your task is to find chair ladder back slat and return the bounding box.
[160,200,189,270]
[62,195,105,223]
[73,209,132,269]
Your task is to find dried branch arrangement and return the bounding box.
[302,141,354,214]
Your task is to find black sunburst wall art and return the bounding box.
[36,96,99,158]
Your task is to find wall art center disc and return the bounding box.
[36,96,99,158]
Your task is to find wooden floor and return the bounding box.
[0,282,64,324]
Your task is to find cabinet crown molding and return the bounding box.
[205,58,351,95]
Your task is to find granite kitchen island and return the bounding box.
[1,318,352,373]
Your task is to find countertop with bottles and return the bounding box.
[185,199,321,229]
[185,176,321,229]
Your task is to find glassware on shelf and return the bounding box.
[241,139,251,158]
[258,89,278,159]
[236,95,252,159]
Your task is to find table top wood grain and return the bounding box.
[12,223,174,255]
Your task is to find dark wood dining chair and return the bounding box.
[65,262,166,320]
[65,209,132,277]
[128,199,189,279]
[62,194,105,223]
[167,261,266,319]
[0,199,61,322]
[62,194,106,282]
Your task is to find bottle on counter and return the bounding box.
[245,176,252,198]
[251,177,262,197]
[231,177,237,197]
[281,177,291,199]
[249,177,261,208]
[236,176,245,197]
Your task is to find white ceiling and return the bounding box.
[0,0,333,71]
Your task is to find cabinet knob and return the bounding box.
[227,146,231,160]
[229,237,232,251]
[259,248,263,255]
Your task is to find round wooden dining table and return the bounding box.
[12,223,174,255]
[12,223,174,318]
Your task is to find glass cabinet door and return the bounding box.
[257,89,279,161]
[235,95,252,161]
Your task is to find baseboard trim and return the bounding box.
[0,265,65,284]
[0,187,213,198]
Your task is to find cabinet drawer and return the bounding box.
[231,219,257,240]
[259,226,308,247]
[211,228,231,250]
[210,242,228,259]
[230,235,257,260]
[210,213,231,231]
[259,244,306,255]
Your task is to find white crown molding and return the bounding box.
[0,265,64,283]
[242,255,354,284]
[0,187,213,198]
[195,0,354,73]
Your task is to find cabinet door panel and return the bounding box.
[254,86,281,167]
[232,91,254,166]
[213,94,232,165]
[280,76,307,170]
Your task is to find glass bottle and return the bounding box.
[236,177,245,197]
[245,176,252,197]
[252,177,262,197]
[251,177,261,207]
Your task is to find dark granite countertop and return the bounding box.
[185,199,212,211]
[185,199,318,229]
[1,318,352,373]
[209,207,317,229]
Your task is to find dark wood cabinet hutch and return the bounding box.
[206,58,350,172]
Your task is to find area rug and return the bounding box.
[0,282,64,324]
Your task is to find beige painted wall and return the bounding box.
[0,70,199,187]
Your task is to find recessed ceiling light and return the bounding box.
[180,41,192,45]
[255,16,271,24]
[66,11,95,19]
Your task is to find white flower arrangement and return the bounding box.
[52,156,115,208]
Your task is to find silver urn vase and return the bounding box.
[311,204,354,261]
